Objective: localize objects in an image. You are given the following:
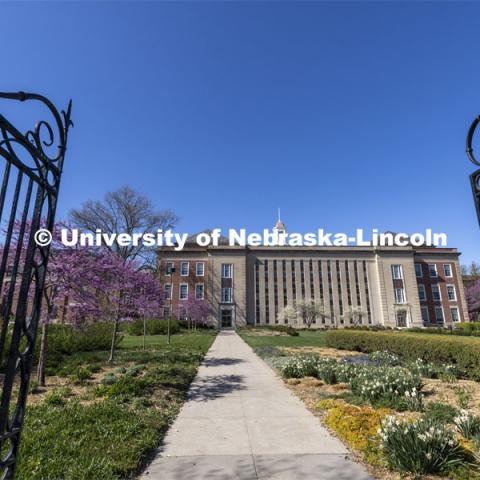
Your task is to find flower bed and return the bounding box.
[326,330,480,380]
[379,416,468,475]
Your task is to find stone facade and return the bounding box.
[158,238,468,329]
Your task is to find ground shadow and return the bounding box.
[202,357,245,367]
[141,454,372,480]
[187,374,246,402]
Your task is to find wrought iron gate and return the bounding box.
[466,115,480,226]
[0,92,72,478]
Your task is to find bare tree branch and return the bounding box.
[69,185,179,267]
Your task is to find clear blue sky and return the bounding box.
[1,2,479,263]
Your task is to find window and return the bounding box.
[435,306,444,323]
[446,285,457,301]
[431,285,441,301]
[300,260,306,299]
[222,264,233,279]
[415,263,423,278]
[428,264,438,278]
[264,260,269,323]
[221,287,232,303]
[363,260,372,324]
[394,288,406,304]
[164,283,172,300]
[180,262,189,276]
[163,306,170,318]
[418,284,426,301]
[396,310,407,327]
[444,264,453,277]
[195,283,204,300]
[255,260,260,323]
[451,307,460,323]
[392,265,403,280]
[292,260,297,300]
[196,262,205,276]
[421,306,430,324]
[165,261,174,275]
[336,260,343,316]
[179,283,188,300]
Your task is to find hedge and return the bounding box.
[125,318,180,336]
[325,330,480,380]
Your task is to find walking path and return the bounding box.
[141,331,371,480]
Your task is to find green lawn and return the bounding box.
[240,329,327,348]
[18,331,216,480]
[120,332,216,349]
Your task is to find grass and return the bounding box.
[239,329,327,348]
[17,331,216,480]
[120,332,215,349]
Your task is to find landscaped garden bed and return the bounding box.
[241,328,480,479]
[17,331,216,480]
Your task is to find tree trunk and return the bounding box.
[61,295,69,324]
[37,321,49,387]
[143,316,146,350]
[109,317,120,362]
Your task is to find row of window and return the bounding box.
[165,261,205,277]
[254,259,372,325]
[421,306,460,324]
[164,283,204,300]
[418,283,457,302]
[164,261,234,279]
[392,263,454,280]
[415,263,453,279]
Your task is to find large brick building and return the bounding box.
[157,221,468,329]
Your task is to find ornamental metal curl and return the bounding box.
[0,92,72,479]
[466,115,480,227]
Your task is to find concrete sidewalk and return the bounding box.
[140,331,371,480]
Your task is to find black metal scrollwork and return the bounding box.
[0,92,72,479]
[466,115,480,227]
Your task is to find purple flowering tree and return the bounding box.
[2,222,165,381]
[67,251,165,362]
[466,278,480,322]
[175,297,211,330]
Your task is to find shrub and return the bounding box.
[70,366,93,385]
[379,416,467,474]
[126,318,180,336]
[454,410,480,439]
[316,399,339,410]
[29,380,39,394]
[326,330,480,380]
[323,401,391,463]
[44,387,71,406]
[424,402,459,424]
[45,323,122,357]
[102,373,117,386]
[126,364,145,377]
